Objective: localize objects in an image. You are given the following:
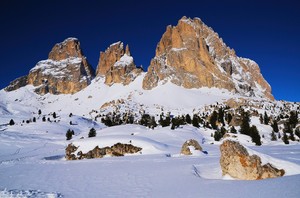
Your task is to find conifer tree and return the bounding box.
[271,131,277,141]
[66,129,73,140]
[210,111,218,130]
[9,119,15,126]
[53,112,57,119]
[185,114,192,124]
[295,128,300,139]
[159,113,171,127]
[150,116,157,129]
[290,131,295,141]
[240,110,250,136]
[264,112,270,125]
[88,128,96,138]
[284,122,293,133]
[283,132,289,144]
[289,111,298,128]
[220,126,227,137]
[214,131,222,141]
[271,120,279,132]
[230,126,237,134]
[249,125,261,146]
[259,114,263,124]
[226,113,232,125]
[192,114,200,128]
[218,108,225,126]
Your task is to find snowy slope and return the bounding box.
[1,121,300,197]
[0,73,236,120]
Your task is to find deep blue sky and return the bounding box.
[1,0,299,102]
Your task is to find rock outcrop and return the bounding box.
[143,16,273,100]
[65,143,79,160]
[6,38,95,94]
[95,41,142,85]
[65,142,142,160]
[5,75,28,92]
[220,140,285,180]
[180,139,202,155]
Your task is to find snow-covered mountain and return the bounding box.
[6,17,272,100]
[5,38,95,95]
[1,16,300,197]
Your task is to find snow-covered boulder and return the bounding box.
[180,139,202,155]
[220,140,285,180]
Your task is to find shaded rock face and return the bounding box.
[4,75,28,91]
[143,16,273,100]
[6,38,95,95]
[220,140,285,180]
[65,142,142,160]
[180,139,202,155]
[96,41,142,86]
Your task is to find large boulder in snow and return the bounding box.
[220,140,285,180]
[180,139,202,155]
[65,143,142,160]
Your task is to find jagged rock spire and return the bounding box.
[96,41,142,86]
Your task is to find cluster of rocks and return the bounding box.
[65,142,142,160]
[220,140,285,180]
[66,138,285,181]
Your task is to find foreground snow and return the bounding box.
[1,123,300,198]
[0,76,300,197]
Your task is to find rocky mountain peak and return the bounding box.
[96,41,125,76]
[48,37,83,61]
[143,17,273,100]
[5,37,95,95]
[96,41,142,86]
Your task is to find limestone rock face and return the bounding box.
[220,140,285,180]
[6,38,95,95]
[66,142,142,160]
[96,41,142,86]
[180,139,202,155]
[143,16,273,100]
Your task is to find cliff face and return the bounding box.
[96,42,142,86]
[143,17,273,100]
[6,38,95,95]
